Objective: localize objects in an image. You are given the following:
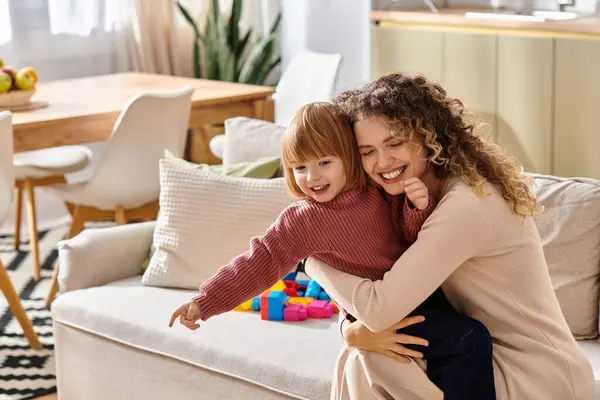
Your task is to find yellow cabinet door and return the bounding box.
[371,24,443,83]
[442,32,497,139]
[554,38,600,179]
[496,35,554,175]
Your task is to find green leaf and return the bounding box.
[177,2,202,39]
[235,28,252,62]
[238,32,277,84]
[257,56,281,86]
[200,15,219,80]
[193,39,201,78]
[228,0,242,51]
[269,12,282,35]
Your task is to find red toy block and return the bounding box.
[283,303,308,321]
[260,290,271,320]
[283,287,298,297]
[308,300,334,319]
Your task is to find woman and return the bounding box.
[306,73,594,399]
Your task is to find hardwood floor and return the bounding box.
[35,394,57,399]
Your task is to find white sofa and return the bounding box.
[51,173,600,400]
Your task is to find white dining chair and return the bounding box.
[43,86,194,306]
[0,111,42,349]
[13,144,92,280]
[209,51,343,159]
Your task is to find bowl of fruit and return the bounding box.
[0,58,39,109]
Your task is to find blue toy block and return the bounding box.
[297,279,310,288]
[283,271,297,281]
[267,291,289,321]
[297,291,305,297]
[318,291,331,302]
[252,297,261,311]
[305,280,322,298]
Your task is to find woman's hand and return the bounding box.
[342,316,429,364]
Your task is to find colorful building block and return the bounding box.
[269,280,287,291]
[308,300,334,319]
[330,301,339,313]
[260,290,290,321]
[234,299,253,311]
[283,303,308,321]
[318,291,331,302]
[283,271,297,281]
[305,280,322,298]
[288,297,314,306]
[260,291,271,320]
[252,297,261,311]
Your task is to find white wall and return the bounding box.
[281,0,371,94]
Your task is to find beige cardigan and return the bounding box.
[306,178,594,400]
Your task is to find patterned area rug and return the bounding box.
[0,225,68,400]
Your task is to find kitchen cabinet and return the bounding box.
[554,38,600,178]
[496,35,553,174]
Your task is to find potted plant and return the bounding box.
[177,0,281,86]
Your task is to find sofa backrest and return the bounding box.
[528,173,600,340]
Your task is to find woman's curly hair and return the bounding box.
[334,73,541,217]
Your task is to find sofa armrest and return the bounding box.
[58,221,155,293]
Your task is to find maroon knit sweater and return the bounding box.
[193,187,436,320]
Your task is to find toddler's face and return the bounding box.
[292,156,348,203]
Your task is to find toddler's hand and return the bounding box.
[169,300,202,330]
[404,177,429,210]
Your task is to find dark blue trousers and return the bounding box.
[348,289,496,400]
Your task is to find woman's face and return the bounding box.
[355,116,429,195]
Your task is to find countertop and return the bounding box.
[371,8,600,38]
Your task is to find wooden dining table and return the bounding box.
[10,72,275,163]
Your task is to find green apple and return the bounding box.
[15,68,36,90]
[0,71,11,93]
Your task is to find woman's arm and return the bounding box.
[306,189,490,332]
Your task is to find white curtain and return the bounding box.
[0,0,130,82]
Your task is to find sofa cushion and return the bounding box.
[577,340,600,397]
[222,117,286,166]
[529,173,600,339]
[52,277,343,400]
[141,159,296,290]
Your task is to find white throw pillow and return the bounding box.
[529,173,600,339]
[142,159,297,290]
[222,117,286,166]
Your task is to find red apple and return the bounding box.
[1,66,17,90]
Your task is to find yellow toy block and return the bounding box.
[331,301,340,313]
[288,297,314,306]
[234,299,253,311]
[269,280,287,291]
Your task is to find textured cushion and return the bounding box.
[139,152,282,274]
[164,149,281,179]
[52,277,343,400]
[529,173,600,339]
[577,340,600,397]
[222,117,286,166]
[141,159,296,289]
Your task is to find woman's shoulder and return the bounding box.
[440,177,525,224]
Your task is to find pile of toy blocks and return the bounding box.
[234,271,339,321]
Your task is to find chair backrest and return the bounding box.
[274,51,342,126]
[0,111,13,222]
[84,86,194,206]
